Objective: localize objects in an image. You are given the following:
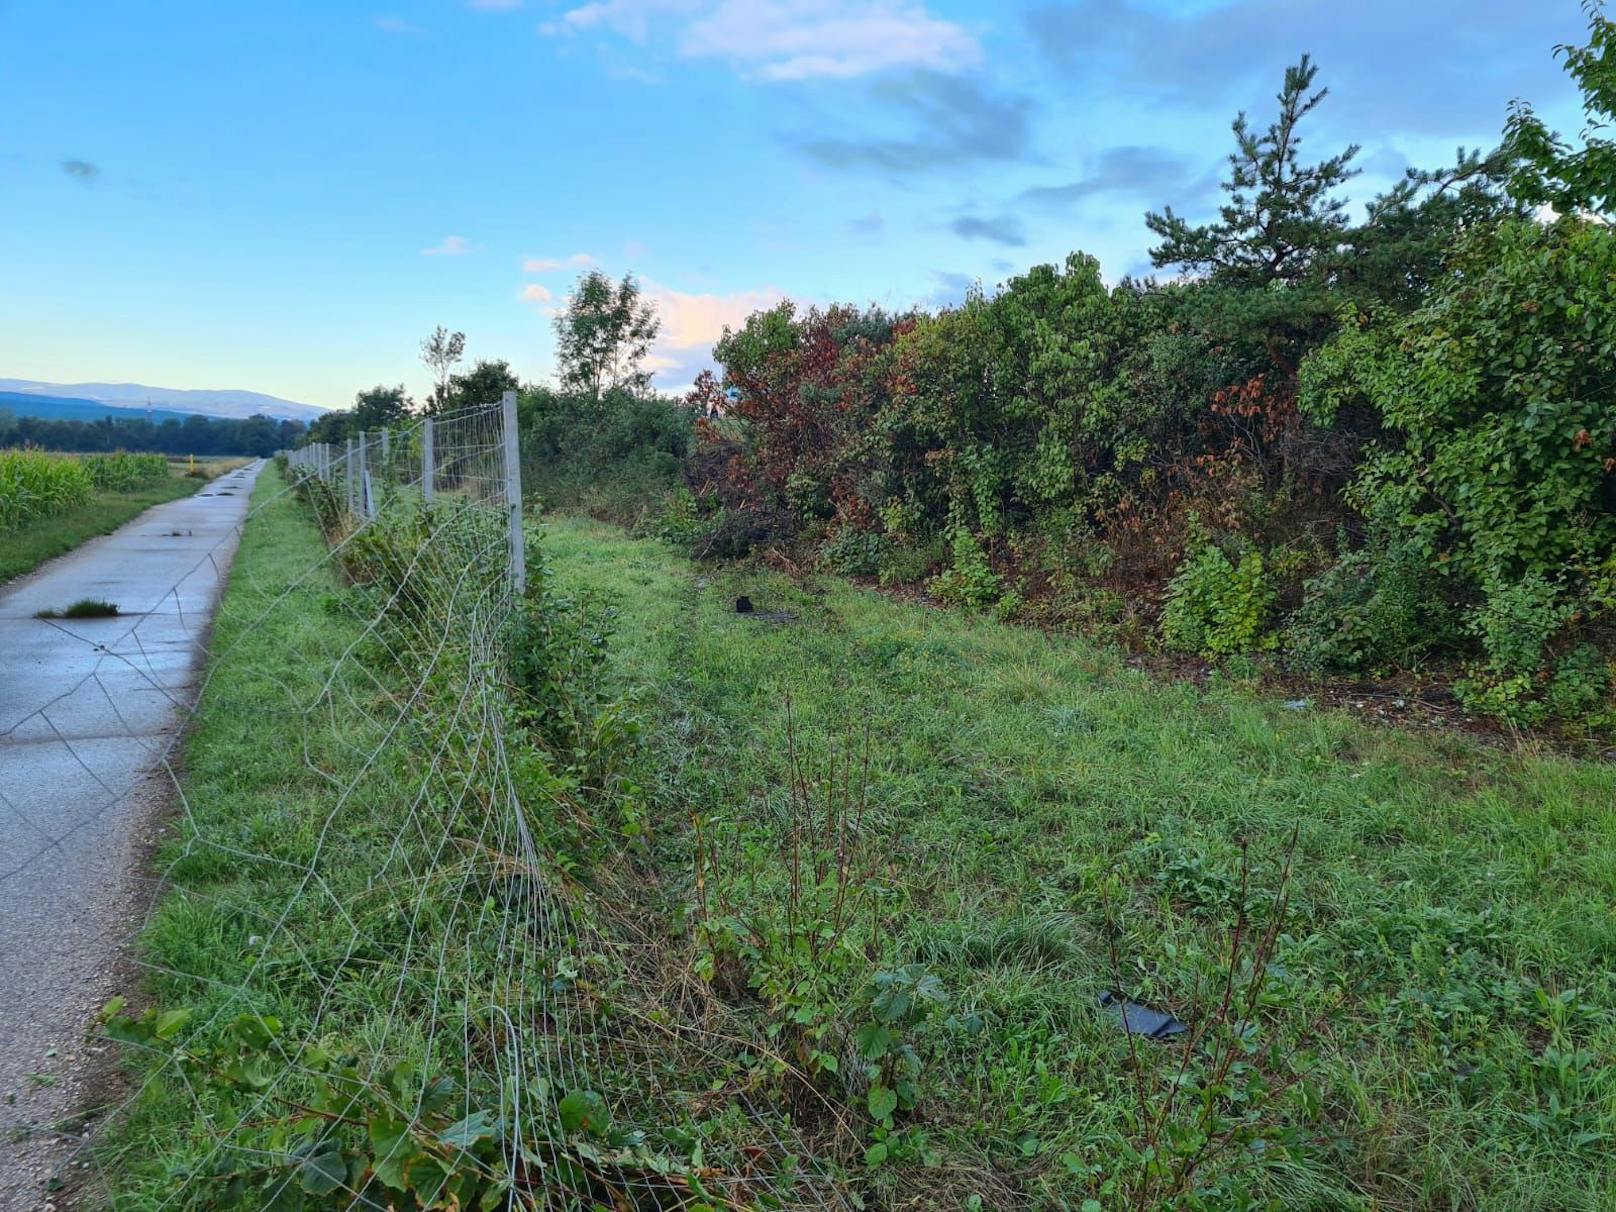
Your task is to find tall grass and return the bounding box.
[0,449,94,531]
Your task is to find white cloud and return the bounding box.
[373,14,424,35]
[520,283,555,303]
[645,281,785,350]
[542,0,695,39]
[522,252,593,272]
[543,0,977,80]
[422,235,477,256]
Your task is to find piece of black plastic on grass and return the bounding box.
[1099,990,1188,1040]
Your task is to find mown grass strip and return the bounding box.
[542,512,1616,1212]
[88,463,379,1203]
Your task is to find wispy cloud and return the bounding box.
[798,73,1032,175]
[373,14,424,35]
[522,252,593,272]
[950,214,1026,247]
[1018,146,1213,210]
[422,235,478,256]
[544,0,978,81]
[1023,0,1579,135]
[61,159,99,185]
[520,283,555,303]
[847,211,884,235]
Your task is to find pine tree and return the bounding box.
[1147,55,1359,291]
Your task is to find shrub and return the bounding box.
[1302,216,1616,719]
[877,537,945,587]
[1161,543,1277,656]
[929,527,1002,610]
[1454,574,1612,725]
[823,526,889,576]
[1287,523,1453,673]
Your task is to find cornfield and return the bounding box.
[82,452,170,491]
[0,450,94,531]
[0,449,170,531]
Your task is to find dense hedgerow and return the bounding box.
[516,23,1616,732]
[418,15,1616,734]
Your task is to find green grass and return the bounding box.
[92,487,1616,1211]
[0,474,202,584]
[35,597,120,619]
[89,464,394,1202]
[539,512,1616,1211]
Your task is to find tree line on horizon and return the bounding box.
[0,407,306,457]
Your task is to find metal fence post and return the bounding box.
[345,437,355,513]
[358,430,375,520]
[422,417,434,504]
[380,429,390,488]
[501,390,525,595]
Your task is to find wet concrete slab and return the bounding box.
[0,460,263,1205]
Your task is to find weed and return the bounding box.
[35,598,120,619]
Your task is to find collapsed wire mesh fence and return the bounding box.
[1,394,855,1210]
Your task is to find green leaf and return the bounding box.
[154,1008,193,1040]
[439,1109,497,1149]
[231,1013,278,1049]
[867,1084,898,1123]
[299,1147,346,1196]
[369,1116,412,1190]
[854,1023,894,1059]
[558,1089,610,1137]
[864,1142,888,1168]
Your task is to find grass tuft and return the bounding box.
[35,597,120,619]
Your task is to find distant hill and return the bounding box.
[0,391,207,426]
[0,378,327,423]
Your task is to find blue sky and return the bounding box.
[0,0,1590,410]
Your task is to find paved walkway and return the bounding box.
[0,461,262,1207]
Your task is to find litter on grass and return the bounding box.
[1099,990,1188,1040]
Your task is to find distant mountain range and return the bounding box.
[0,391,214,426]
[0,378,327,423]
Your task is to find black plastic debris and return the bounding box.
[735,594,796,623]
[1099,991,1188,1040]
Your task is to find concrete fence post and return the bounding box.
[345,438,355,514]
[380,428,390,488]
[422,417,434,504]
[501,390,525,595]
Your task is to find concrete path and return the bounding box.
[0,461,263,1207]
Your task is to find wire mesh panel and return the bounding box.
[2,398,854,1211]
